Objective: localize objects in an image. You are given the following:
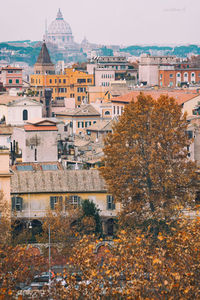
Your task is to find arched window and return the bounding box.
[191,72,196,83]
[184,72,188,82]
[23,109,28,121]
[105,111,110,115]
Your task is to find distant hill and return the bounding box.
[0,41,86,66]
[120,45,200,57]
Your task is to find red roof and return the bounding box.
[111,90,199,105]
[1,66,23,70]
[24,125,58,131]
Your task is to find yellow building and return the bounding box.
[30,68,94,107]
[11,169,119,236]
[0,149,13,219]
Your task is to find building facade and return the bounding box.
[0,66,23,91]
[139,54,177,86]
[11,169,118,236]
[159,65,200,88]
[12,119,58,162]
[30,68,94,106]
[54,104,101,135]
[6,97,42,126]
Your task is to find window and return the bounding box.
[12,196,23,211]
[85,122,88,128]
[87,79,92,83]
[169,74,173,78]
[63,79,66,84]
[77,78,86,83]
[50,196,63,210]
[78,96,81,101]
[67,195,81,208]
[107,195,115,210]
[82,122,84,128]
[9,79,12,84]
[114,106,116,114]
[50,79,52,83]
[35,148,37,161]
[195,192,200,204]
[59,79,61,83]
[55,79,57,83]
[78,122,81,128]
[117,106,119,114]
[16,79,19,84]
[105,111,110,115]
[23,109,28,121]
[187,131,193,139]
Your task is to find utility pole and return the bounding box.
[49,224,51,291]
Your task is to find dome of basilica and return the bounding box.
[48,9,72,35]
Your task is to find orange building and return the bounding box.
[30,42,94,107]
[159,64,200,88]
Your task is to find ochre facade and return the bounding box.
[30,68,94,107]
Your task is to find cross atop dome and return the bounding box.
[56,8,63,20]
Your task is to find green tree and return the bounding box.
[79,199,102,235]
[100,93,197,224]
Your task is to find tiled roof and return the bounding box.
[56,104,100,116]
[24,125,58,131]
[86,120,113,132]
[27,118,58,125]
[111,90,199,105]
[1,66,23,70]
[0,126,13,135]
[0,95,40,106]
[11,169,107,194]
[11,162,63,172]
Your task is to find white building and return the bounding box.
[139,54,177,86]
[12,119,58,163]
[6,97,42,126]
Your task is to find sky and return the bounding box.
[0,0,200,46]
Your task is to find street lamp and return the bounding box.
[48,224,51,290]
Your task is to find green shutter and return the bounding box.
[11,197,15,211]
[19,197,23,211]
[50,197,55,210]
[107,195,109,210]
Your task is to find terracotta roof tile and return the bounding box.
[11,169,106,194]
[24,125,58,131]
[111,90,199,105]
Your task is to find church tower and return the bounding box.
[34,41,55,75]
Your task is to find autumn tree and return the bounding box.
[100,93,197,224]
[62,217,200,299]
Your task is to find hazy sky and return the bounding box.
[0,0,200,46]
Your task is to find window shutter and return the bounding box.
[59,196,63,208]
[106,195,109,210]
[50,197,54,210]
[11,197,16,211]
[19,197,23,211]
[112,202,115,210]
